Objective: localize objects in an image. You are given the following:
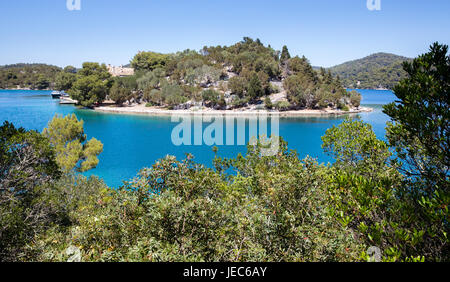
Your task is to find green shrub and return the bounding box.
[275,101,291,111]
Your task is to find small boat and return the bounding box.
[59,96,77,104]
[51,91,62,99]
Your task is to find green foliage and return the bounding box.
[184,64,222,86]
[0,121,60,261]
[109,83,132,105]
[55,71,77,91]
[382,42,450,260]
[36,75,50,90]
[161,83,187,106]
[383,42,449,192]
[329,53,411,89]
[63,66,77,74]
[322,118,393,178]
[349,90,362,107]
[68,62,112,107]
[201,89,220,106]
[34,141,362,262]
[282,56,349,109]
[143,88,163,105]
[42,114,103,173]
[247,73,264,101]
[323,66,449,261]
[2,41,449,263]
[76,62,111,79]
[275,100,291,111]
[126,37,355,109]
[137,68,166,90]
[280,45,291,62]
[288,56,315,75]
[131,51,170,71]
[0,119,106,262]
[283,73,315,107]
[0,64,62,89]
[109,76,137,105]
[264,96,273,109]
[228,76,248,97]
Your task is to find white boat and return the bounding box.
[51,91,62,99]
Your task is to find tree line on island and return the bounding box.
[0,43,448,262]
[0,64,63,90]
[51,37,363,111]
[0,42,412,95]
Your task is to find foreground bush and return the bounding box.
[34,141,362,262]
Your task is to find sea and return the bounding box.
[0,89,396,187]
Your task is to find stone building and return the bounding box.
[107,64,135,77]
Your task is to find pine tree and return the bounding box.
[280,45,291,62]
[247,74,264,101]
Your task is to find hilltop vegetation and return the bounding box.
[0,64,62,90]
[63,38,361,110]
[328,53,411,89]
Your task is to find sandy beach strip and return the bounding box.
[93,104,373,117]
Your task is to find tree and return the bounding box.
[0,64,62,89]
[77,62,110,79]
[322,118,393,179]
[349,90,362,107]
[109,82,133,105]
[264,96,273,109]
[322,45,450,262]
[68,62,112,107]
[161,83,186,106]
[201,89,219,104]
[382,43,450,260]
[55,71,76,91]
[69,75,110,107]
[36,74,50,90]
[63,65,77,74]
[247,73,264,101]
[288,56,315,75]
[384,42,449,192]
[131,51,169,71]
[143,88,163,105]
[137,68,166,90]
[283,74,314,107]
[109,76,137,105]
[280,45,291,62]
[228,76,247,98]
[0,121,60,261]
[42,114,103,173]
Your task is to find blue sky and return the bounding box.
[1,0,449,68]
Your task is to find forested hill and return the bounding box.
[0,63,62,90]
[328,53,411,89]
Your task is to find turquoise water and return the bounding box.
[0,89,397,187]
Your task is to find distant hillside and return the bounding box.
[0,63,62,89]
[328,53,411,90]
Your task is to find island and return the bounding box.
[51,38,368,116]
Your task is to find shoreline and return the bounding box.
[94,104,374,117]
[0,88,54,91]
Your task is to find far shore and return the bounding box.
[94,104,373,117]
[0,88,54,91]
